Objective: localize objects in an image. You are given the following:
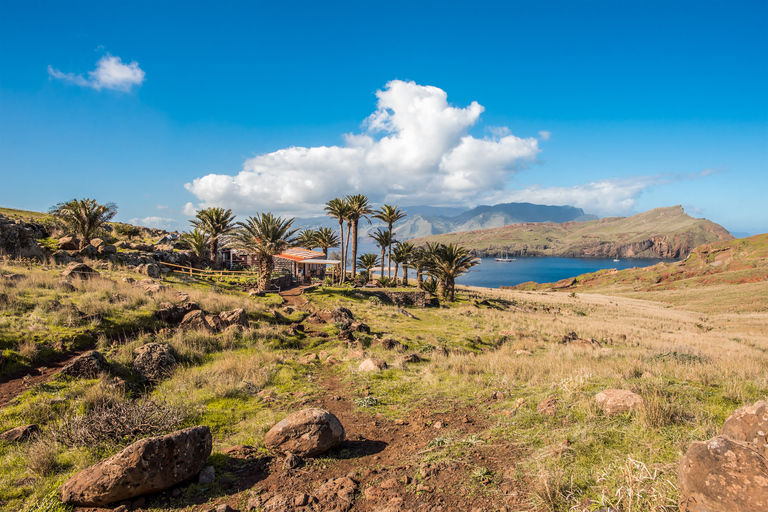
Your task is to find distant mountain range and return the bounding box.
[294,202,596,241]
[410,205,734,259]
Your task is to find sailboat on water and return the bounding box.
[495,252,516,262]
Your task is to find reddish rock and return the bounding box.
[359,358,387,372]
[61,426,212,507]
[133,343,176,381]
[62,262,99,279]
[679,435,768,511]
[594,389,644,416]
[179,310,216,332]
[0,424,39,442]
[218,308,249,328]
[721,400,768,457]
[537,395,558,416]
[264,408,345,457]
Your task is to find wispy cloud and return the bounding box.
[185,80,540,216]
[538,130,551,141]
[48,54,145,92]
[128,216,180,231]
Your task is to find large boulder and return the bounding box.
[721,400,768,457]
[58,236,80,250]
[679,435,768,511]
[359,358,387,372]
[219,308,249,328]
[136,263,161,279]
[61,425,212,507]
[156,302,201,324]
[594,389,644,416]
[60,350,111,379]
[264,408,345,457]
[62,262,99,279]
[133,343,177,381]
[78,244,99,258]
[179,310,217,332]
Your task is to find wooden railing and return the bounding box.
[158,261,261,278]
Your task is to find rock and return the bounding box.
[133,343,177,381]
[56,279,77,292]
[90,238,104,248]
[156,302,201,324]
[130,242,154,252]
[433,346,449,357]
[98,244,117,255]
[58,236,80,250]
[198,465,215,484]
[594,389,644,416]
[314,477,357,511]
[331,307,355,323]
[135,279,164,293]
[52,250,73,264]
[397,308,416,319]
[79,244,99,258]
[264,408,345,457]
[206,314,225,331]
[61,425,212,507]
[359,358,387,372]
[402,353,421,364]
[179,310,217,332]
[283,453,302,469]
[0,424,39,442]
[219,308,249,328]
[380,338,403,351]
[721,400,768,457]
[537,395,558,416]
[60,350,111,378]
[136,263,161,279]
[349,321,371,334]
[62,262,99,279]
[347,350,366,360]
[514,349,532,355]
[299,353,320,364]
[679,435,768,511]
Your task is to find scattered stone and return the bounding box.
[62,262,99,279]
[60,350,111,379]
[283,453,302,469]
[79,244,99,258]
[397,308,416,319]
[216,505,235,512]
[58,236,80,250]
[594,389,644,416]
[61,425,212,507]
[513,349,532,355]
[380,338,403,351]
[133,343,177,382]
[156,302,201,324]
[359,358,387,372]
[402,353,421,364]
[721,400,768,457]
[136,263,162,279]
[314,477,357,511]
[0,424,39,442]
[135,279,164,293]
[433,346,449,357]
[264,408,345,457]
[248,289,265,297]
[537,395,559,416]
[491,391,506,400]
[219,308,249,328]
[299,353,319,364]
[679,435,768,511]
[347,349,366,360]
[198,465,215,484]
[349,321,371,334]
[179,310,217,332]
[433,421,443,429]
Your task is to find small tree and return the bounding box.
[428,243,479,302]
[50,198,118,249]
[189,207,236,266]
[370,228,393,279]
[314,227,340,258]
[181,229,210,259]
[356,253,380,283]
[372,205,406,278]
[230,213,297,292]
[296,229,319,250]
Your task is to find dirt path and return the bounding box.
[279,285,313,308]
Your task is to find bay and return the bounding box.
[455,257,677,288]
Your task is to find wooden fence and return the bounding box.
[158,261,261,278]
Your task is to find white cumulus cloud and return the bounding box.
[185,80,540,216]
[48,54,145,91]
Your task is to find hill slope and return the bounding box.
[412,205,734,259]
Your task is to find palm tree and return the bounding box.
[313,227,340,258]
[296,229,319,250]
[370,228,393,278]
[356,253,380,284]
[181,229,210,259]
[325,198,352,283]
[230,213,297,292]
[393,241,415,286]
[190,207,236,265]
[372,205,406,278]
[411,247,428,290]
[50,198,118,249]
[345,194,373,280]
[428,243,479,302]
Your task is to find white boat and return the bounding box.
[495,252,516,262]
[613,258,620,262]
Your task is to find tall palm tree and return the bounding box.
[230,213,298,292]
[411,247,428,290]
[372,205,406,278]
[296,229,319,250]
[190,207,237,265]
[370,228,393,278]
[428,243,480,302]
[50,198,118,249]
[313,227,340,258]
[394,241,415,286]
[356,253,380,283]
[345,194,373,280]
[325,198,352,283]
[181,229,210,259]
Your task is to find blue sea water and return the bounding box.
[455,257,677,288]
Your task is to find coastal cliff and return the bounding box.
[411,206,734,259]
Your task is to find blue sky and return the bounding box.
[1,0,766,235]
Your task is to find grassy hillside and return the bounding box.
[412,206,734,258]
[511,233,768,313]
[1,255,767,511]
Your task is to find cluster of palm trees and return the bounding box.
[50,197,478,301]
